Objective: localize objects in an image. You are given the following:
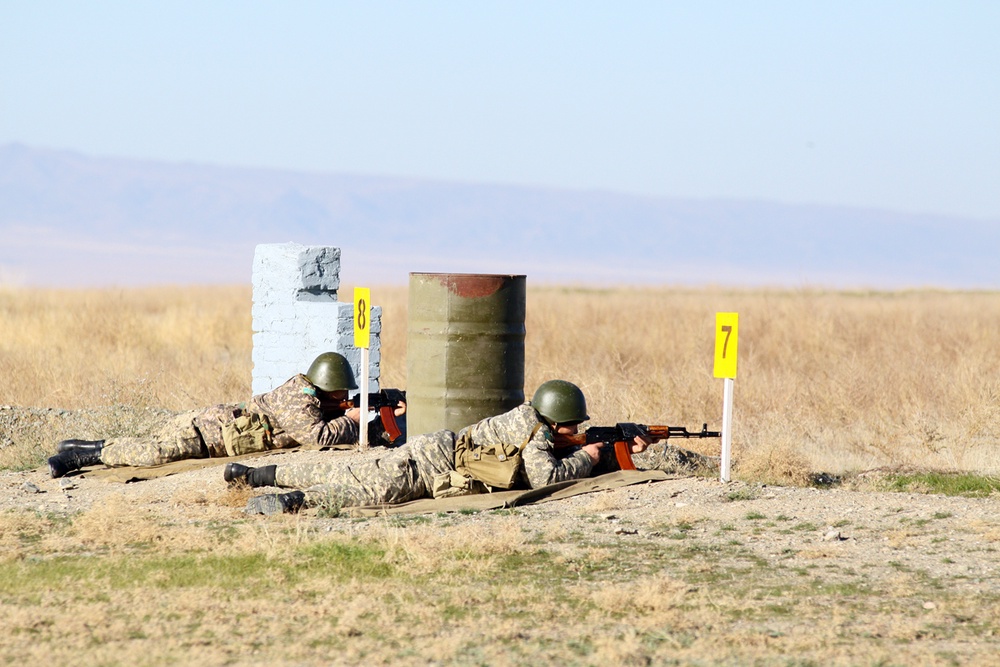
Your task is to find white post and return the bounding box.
[721,377,734,483]
[354,287,372,451]
[359,347,370,450]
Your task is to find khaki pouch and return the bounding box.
[431,471,489,499]
[221,412,273,457]
[454,424,541,490]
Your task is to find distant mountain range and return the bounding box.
[1,143,997,289]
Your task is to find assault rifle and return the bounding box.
[554,423,720,471]
[338,389,407,444]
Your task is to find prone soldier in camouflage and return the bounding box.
[47,352,406,478]
[233,379,662,515]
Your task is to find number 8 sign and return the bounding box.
[714,312,738,379]
[354,287,371,349]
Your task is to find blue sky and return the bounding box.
[2,1,998,220]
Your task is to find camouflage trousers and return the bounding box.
[101,404,238,467]
[274,429,457,509]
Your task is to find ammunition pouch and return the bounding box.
[221,412,274,457]
[453,423,541,490]
[430,470,489,499]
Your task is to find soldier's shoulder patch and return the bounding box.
[302,387,317,397]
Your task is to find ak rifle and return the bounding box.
[554,423,720,471]
[337,389,407,444]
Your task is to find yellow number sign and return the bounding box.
[354,288,371,349]
[713,312,739,378]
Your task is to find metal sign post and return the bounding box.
[713,312,739,483]
[354,287,371,450]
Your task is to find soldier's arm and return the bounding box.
[278,403,360,449]
[521,438,594,488]
[315,414,360,447]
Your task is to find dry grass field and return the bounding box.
[2,284,1000,666]
[3,284,1000,477]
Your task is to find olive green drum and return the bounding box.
[406,273,526,438]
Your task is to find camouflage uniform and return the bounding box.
[278,429,457,508]
[101,374,372,467]
[270,403,596,509]
[483,403,593,488]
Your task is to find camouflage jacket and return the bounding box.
[247,374,358,449]
[460,403,594,488]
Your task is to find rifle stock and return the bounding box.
[553,422,721,471]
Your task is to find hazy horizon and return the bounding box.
[2,143,998,291]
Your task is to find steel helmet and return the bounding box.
[306,352,358,392]
[531,380,589,424]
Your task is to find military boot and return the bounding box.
[245,491,306,515]
[223,463,277,487]
[56,439,105,454]
[48,450,103,479]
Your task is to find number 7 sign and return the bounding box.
[714,313,739,379]
[713,312,738,482]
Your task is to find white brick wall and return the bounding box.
[251,243,380,395]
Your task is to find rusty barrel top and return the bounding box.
[406,273,526,438]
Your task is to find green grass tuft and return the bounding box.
[0,540,394,595]
[882,472,1000,497]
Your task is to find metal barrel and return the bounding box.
[406,273,526,438]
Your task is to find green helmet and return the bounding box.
[531,380,589,424]
[306,352,358,392]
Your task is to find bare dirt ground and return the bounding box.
[5,433,999,597]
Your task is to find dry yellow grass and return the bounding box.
[6,283,1000,665]
[3,284,1000,477]
[0,285,252,409]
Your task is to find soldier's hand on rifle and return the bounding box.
[345,407,362,424]
[393,401,406,417]
[552,421,602,463]
[582,442,603,463]
[630,434,659,454]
